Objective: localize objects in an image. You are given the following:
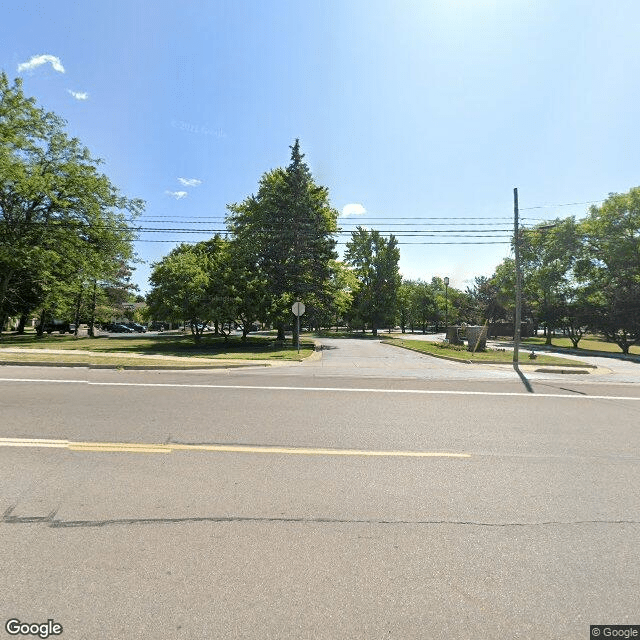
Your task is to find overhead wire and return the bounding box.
[12,197,602,247]
[520,199,603,210]
[135,238,511,245]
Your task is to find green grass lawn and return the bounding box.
[384,337,592,366]
[0,332,315,362]
[521,335,640,356]
[0,351,253,369]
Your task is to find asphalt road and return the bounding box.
[1,340,639,639]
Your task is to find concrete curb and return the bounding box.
[534,367,591,374]
[0,360,266,370]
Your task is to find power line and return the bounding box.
[135,238,511,245]
[133,228,513,234]
[136,219,515,226]
[520,199,603,210]
[135,215,516,220]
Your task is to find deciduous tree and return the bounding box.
[0,72,142,337]
[345,227,401,336]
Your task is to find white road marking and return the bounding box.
[0,377,639,400]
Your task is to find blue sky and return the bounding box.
[4,1,640,294]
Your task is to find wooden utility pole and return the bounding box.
[513,187,521,366]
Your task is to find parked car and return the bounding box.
[109,324,134,333]
[125,322,147,333]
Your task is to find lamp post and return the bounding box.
[444,276,449,338]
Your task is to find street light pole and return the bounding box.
[513,188,521,366]
[444,276,449,339]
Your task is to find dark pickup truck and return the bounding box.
[41,321,76,334]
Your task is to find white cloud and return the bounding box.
[178,177,202,187]
[165,191,188,200]
[18,54,65,73]
[341,203,366,217]
[68,90,89,100]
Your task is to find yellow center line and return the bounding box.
[0,437,470,458]
[69,442,171,453]
[0,437,69,448]
[170,443,470,458]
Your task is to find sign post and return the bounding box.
[291,301,305,353]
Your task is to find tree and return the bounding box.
[225,239,268,339]
[450,287,476,325]
[396,281,415,333]
[407,280,437,334]
[0,72,142,337]
[147,239,233,343]
[468,275,506,325]
[319,260,359,332]
[226,140,338,341]
[519,217,582,344]
[577,188,640,353]
[558,287,592,348]
[344,227,401,336]
[491,258,519,319]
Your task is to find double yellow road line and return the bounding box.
[0,437,470,458]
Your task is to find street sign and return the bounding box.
[291,301,305,354]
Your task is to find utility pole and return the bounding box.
[443,276,449,338]
[513,187,521,366]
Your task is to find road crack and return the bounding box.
[2,511,639,529]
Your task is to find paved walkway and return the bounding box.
[2,335,639,384]
[292,336,640,384]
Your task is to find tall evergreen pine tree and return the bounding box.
[226,140,338,340]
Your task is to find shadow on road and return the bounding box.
[514,363,534,393]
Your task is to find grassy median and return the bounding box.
[383,337,592,367]
[0,332,315,367]
[521,335,640,356]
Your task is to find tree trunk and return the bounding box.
[74,289,83,338]
[88,280,97,337]
[36,309,46,337]
[618,341,630,355]
[0,269,14,340]
[17,314,27,334]
[191,321,202,344]
[277,323,286,341]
